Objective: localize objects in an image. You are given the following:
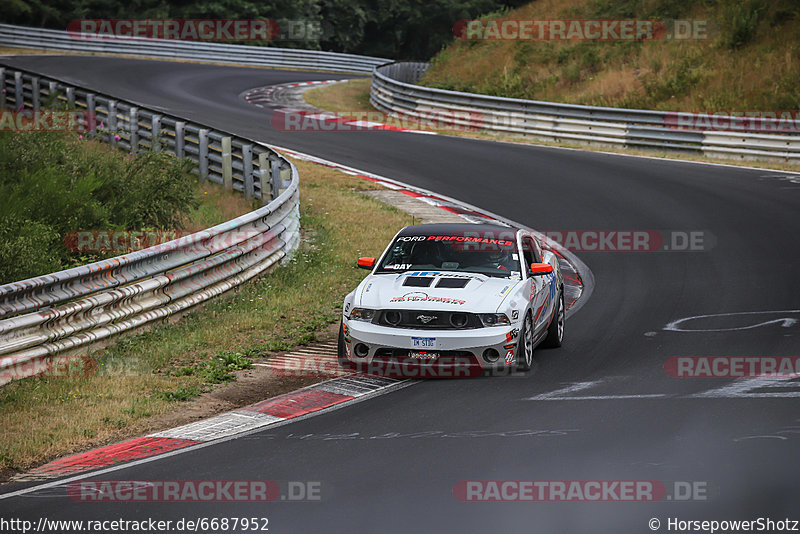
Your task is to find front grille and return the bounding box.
[375,310,482,329]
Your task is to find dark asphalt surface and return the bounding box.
[1,56,799,532]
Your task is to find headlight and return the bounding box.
[479,313,511,327]
[350,308,376,322]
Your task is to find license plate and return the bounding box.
[409,352,439,359]
[412,337,436,348]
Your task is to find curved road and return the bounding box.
[1,56,799,532]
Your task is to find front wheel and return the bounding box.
[337,320,353,369]
[542,290,565,348]
[515,312,534,372]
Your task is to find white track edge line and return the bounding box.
[0,379,415,500]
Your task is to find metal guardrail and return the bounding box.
[0,23,388,73]
[0,66,301,384]
[371,62,800,162]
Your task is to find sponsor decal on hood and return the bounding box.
[390,292,467,305]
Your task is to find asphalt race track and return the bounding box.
[1,56,799,532]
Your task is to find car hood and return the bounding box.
[357,271,520,313]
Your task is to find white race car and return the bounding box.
[338,224,564,377]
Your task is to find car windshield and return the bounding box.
[376,234,520,278]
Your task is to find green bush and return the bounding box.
[93,150,199,230]
[155,386,202,402]
[0,217,62,283]
[719,0,765,49]
[216,350,256,371]
[0,131,198,284]
[641,55,702,103]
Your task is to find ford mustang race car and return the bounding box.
[338,224,565,376]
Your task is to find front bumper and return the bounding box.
[342,318,521,376]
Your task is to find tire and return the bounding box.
[516,312,534,372]
[542,289,565,348]
[337,320,353,369]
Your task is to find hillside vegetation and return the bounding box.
[1,0,528,60]
[420,0,800,111]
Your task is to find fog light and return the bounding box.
[354,343,369,357]
[482,348,500,363]
[449,312,468,328]
[384,310,402,326]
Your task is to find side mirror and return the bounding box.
[529,263,553,276]
[357,257,376,270]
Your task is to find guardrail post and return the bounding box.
[175,121,185,158]
[31,77,39,111]
[242,144,254,200]
[66,87,75,107]
[129,107,139,152]
[280,164,291,195]
[151,114,161,152]
[14,72,22,109]
[108,100,117,147]
[86,93,96,133]
[47,81,57,103]
[270,157,281,200]
[258,152,270,205]
[199,129,209,183]
[221,136,233,190]
[0,67,10,108]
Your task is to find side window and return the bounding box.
[533,236,543,262]
[521,236,540,270]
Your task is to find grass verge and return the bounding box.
[303,78,373,112]
[0,157,411,478]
